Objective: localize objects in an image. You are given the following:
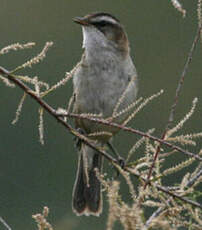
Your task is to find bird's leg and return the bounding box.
[107,141,125,167]
[74,128,86,151]
[107,141,125,178]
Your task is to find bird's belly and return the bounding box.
[73,62,137,139]
[75,70,126,117]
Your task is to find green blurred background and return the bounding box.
[0,0,201,229]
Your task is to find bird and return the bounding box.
[72,12,138,216]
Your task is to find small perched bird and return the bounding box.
[72,12,138,216]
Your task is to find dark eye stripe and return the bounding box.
[92,20,111,27]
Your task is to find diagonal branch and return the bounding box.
[143,206,165,230]
[0,66,202,163]
[0,67,118,165]
[126,167,202,209]
[66,113,202,161]
[144,25,202,189]
[166,26,202,131]
[0,66,202,210]
[0,216,12,230]
[186,167,202,187]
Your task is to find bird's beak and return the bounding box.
[73,17,89,26]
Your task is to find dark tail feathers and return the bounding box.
[72,145,103,216]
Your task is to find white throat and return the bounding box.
[82,26,109,50]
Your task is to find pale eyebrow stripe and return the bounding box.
[92,16,118,25]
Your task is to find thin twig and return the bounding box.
[144,26,202,189]
[126,167,202,209]
[156,184,202,208]
[0,216,12,230]
[142,206,164,230]
[166,26,202,131]
[186,168,202,187]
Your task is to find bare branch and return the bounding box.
[143,206,164,230]
[126,167,202,209]
[144,25,202,189]
[186,168,202,187]
[166,27,201,131]
[67,113,202,161]
[0,66,202,163]
[0,216,12,230]
[0,67,201,210]
[0,66,118,165]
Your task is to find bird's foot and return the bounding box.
[74,128,86,150]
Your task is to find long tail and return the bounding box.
[72,144,103,216]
